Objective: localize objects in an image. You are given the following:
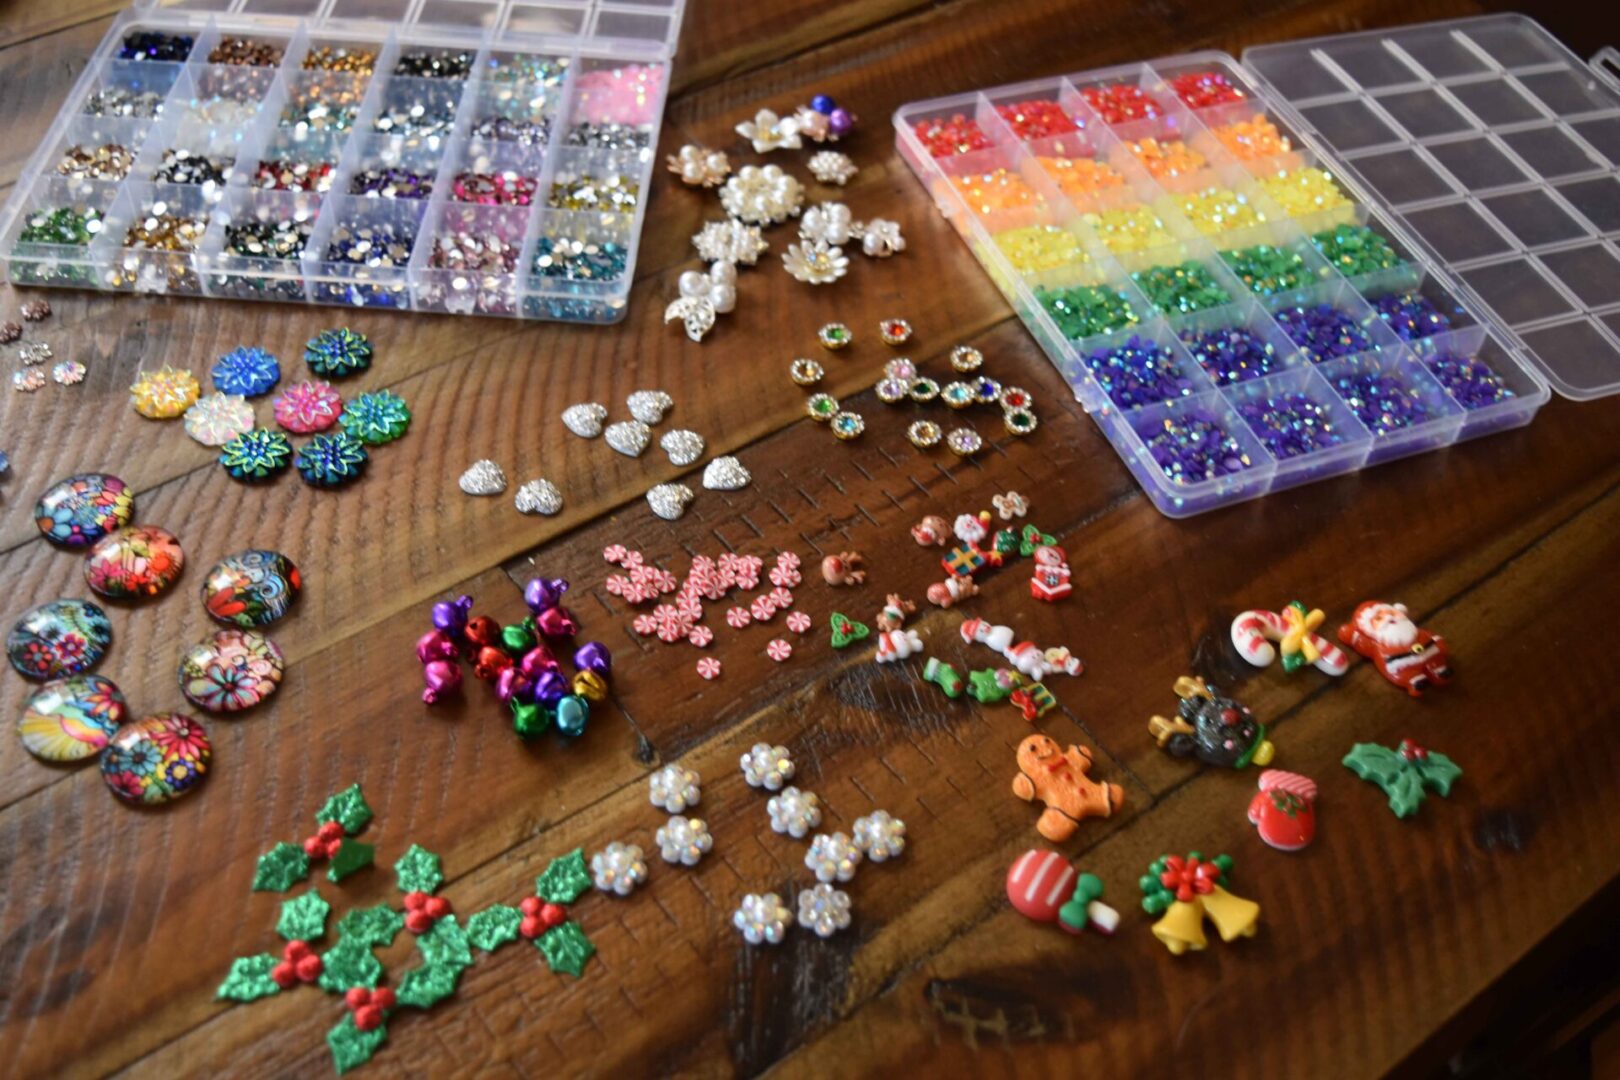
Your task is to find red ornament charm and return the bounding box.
[1005,849,1120,935]
[1246,770,1317,851]
[1337,600,1452,697]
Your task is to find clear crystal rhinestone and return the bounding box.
[514,478,562,515]
[561,402,606,438]
[605,420,651,457]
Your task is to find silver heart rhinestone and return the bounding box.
[647,482,694,521]
[604,420,652,457]
[702,456,751,491]
[626,389,673,425]
[459,459,507,496]
[514,478,563,516]
[561,402,607,438]
[660,429,705,466]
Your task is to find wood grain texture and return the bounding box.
[1,0,1618,1077]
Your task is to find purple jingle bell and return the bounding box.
[524,576,569,615]
[496,666,535,705]
[810,94,836,115]
[534,605,579,639]
[828,107,854,138]
[574,641,612,677]
[533,670,569,707]
[416,629,458,665]
[422,659,462,704]
[519,644,560,680]
[432,595,474,641]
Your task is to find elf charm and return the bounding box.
[1011,733,1124,842]
[1338,601,1452,696]
[1029,544,1072,603]
[1148,676,1274,770]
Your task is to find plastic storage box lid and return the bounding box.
[134,0,687,60]
[1245,15,1620,400]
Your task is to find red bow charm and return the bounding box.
[1159,854,1221,902]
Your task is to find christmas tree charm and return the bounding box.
[1337,601,1452,696]
[1148,676,1274,770]
[1011,734,1124,842]
[1247,770,1318,851]
[1343,740,1461,818]
[1231,602,1350,675]
[1139,852,1260,955]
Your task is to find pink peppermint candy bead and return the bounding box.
[603,544,630,564]
[687,625,714,647]
[766,639,793,662]
[750,596,777,622]
[769,565,802,588]
[726,606,752,629]
[632,614,658,636]
[770,587,794,608]
[604,575,630,597]
[777,552,801,571]
[697,657,722,680]
[786,612,811,634]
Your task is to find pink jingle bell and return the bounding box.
[473,645,513,681]
[416,629,458,665]
[421,660,463,704]
[519,645,560,680]
[534,606,579,639]
[495,666,535,704]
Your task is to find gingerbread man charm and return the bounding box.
[1011,734,1124,842]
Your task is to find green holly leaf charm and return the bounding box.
[327,1014,387,1075]
[327,838,375,883]
[1416,751,1463,797]
[318,938,382,993]
[277,890,331,942]
[316,783,373,836]
[418,916,473,970]
[466,905,523,952]
[828,612,870,649]
[537,920,595,977]
[1344,742,1460,819]
[336,905,405,949]
[1019,524,1056,557]
[252,842,310,892]
[395,963,462,1009]
[535,849,591,905]
[217,954,281,1002]
[394,844,443,894]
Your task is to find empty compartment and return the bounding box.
[1113,389,1276,517]
[1372,87,1476,139]
[1480,188,1591,249]
[563,58,668,149]
[1321,38,1424,90]
[1225,365,1373,488]
[1264,277,1396,364]
[1298,97,1402,153]
[1403,200,1514,263]
[415,202,528,316]
[1065,320,1213,410]
[203,187,318,302]
[1444,77,1547,126]
[1499,125,1607,180]
[306,194,425,309]
[1536,244,1620,310]
[468,79,559,145]
[1243,48,1349,101]
[3,176,117,288]
[1554,176,1620,234]
[1518,320,1620,400]
[1461,18,1567,70]
[1391,29,1492,80]
[1317,348,1464,463]
[1174,295,1305,385]
[1405,325,1544,437]
[1459,257,1575,326]
[1423,136,1528,192]
[97,181,213,294]
[1571,116,1620,167]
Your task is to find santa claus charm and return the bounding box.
[1029,544,1072,603]
[1338,601,1452,697]
[1148,676,1274,770]
[1247,770,1317,851]
[1005,849,1119,935]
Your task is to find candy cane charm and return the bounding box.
[1231,602,1348,676]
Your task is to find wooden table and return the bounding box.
[2,0,1618,1075]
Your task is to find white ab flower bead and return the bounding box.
[805,831,862,883]
[766,786,823,838]
[853,810,907,862]
[733,892,792,945]
[797,883,852,938]
[590,842,648,897]
[649,764,702,813]
[740,743,795,790]
[656,815,713,866]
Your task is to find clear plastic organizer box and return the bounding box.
[895,15,1620,517]
[0,0,688,323]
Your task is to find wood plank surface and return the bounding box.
[1,0,1618,1077]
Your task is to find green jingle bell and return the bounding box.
[555,694,589,737]
[511,698,551,740]
[501,617,537,656]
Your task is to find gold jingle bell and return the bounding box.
[572,669,609,703]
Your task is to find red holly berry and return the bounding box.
[1399,739,1429,762]
[404,910,433,934]
[271,962,298,989]
[541,902,567,929]
[346,987,396,1030]
[372,988,396,1010]
[345,987,371,1009]
[424,896,450,919]
[519,916,543,939]
[295,953,323,982]
[303,821,345,860]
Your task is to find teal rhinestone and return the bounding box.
[295,431,369,488]
[219,429,294,482]
[338,390,411,445]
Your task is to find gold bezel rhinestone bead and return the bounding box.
[818,322,852,350]
[950,345,983,372]
[879,318,912,346]
[790,358,824,385]
[831,411,865,440]
[946,427,984,456]
[907,420,942,449]
[807,393,840,421]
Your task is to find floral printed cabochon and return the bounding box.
[202,550,302,628]
[85,525,185,599]
[179,629,284,713]
[34,473,134,548]
[7,599,113,680]
[101,714,211,805]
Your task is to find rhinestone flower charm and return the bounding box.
[13,368,45,392]
[273,380,342,434]
[733,892,792,945]
[800,203,854,246]
[666,144,731,187]
[590,842,648,897]
[52,360,87,386]
[852,810,906,861]
[130,365,201,419]
[735,108,801,153]
[649,764,701,813]
[219,429,293,481]
[766,786,823,838]
[783,240,849,285]
[858,218,906,258]
[692,219,767,266]
[212,345,280,396]
[338,390,411,445]
[808,150,857,186]
[797,884,852,938]
[295,431,369,488]
[655,814,713,866]
[665,261,737,342]
[720,165,804,225]
[805,832,862,883]
[303,327,372,378]
[740,742,794,790]
[183,393,255,446]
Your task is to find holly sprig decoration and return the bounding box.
[1343,740,1462,818]
[221,785,599,1074]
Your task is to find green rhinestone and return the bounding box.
[1310,224,1404,277]
[1130,260,1232,315]
[338,389,411,444]
[806,393,839,420]
[1035,284,1140,339]
[219,429,294,482]
[909,377,941,403]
